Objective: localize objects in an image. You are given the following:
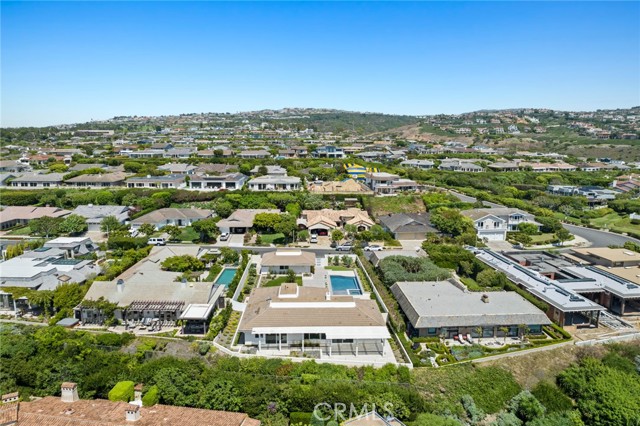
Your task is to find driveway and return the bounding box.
[562,224,640,248]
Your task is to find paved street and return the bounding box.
[561,224,640,248]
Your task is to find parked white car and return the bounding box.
[364,244,383,251]
[219,232,230,241]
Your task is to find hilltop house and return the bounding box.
[237,283,390,358]
[188,172,248,191]
[378,213,438,240]
[72,205,129,231]
[247,176,301,191]
[461,208,539,242]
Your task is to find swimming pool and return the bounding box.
[214,268,238,286]
[330,275,362,295]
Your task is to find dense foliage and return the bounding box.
[377,256,451,286]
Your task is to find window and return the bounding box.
[304,333,326,340]
[265,334,277,344]
[426,328,437,336]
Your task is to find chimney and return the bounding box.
[61,382,79,403]
[133,384,143,403]
[125,404,141,422]
[481,294,489,304]
[325,291,331,301]
[116,279,125,293]
[1,392,19,404]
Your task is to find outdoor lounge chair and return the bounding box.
[466,334,473,343]
[458,334,465,343]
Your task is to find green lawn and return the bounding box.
[262,276,303,287]
[529,233,556,244]
[7,226,32,236]
[589,213,640,235]
[259,233,286,244]
[177,226,199,242]
[365,195,426,216]
[325,266,352,271]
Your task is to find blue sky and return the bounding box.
[1,1,639,127]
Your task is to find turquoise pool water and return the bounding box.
[214,268,238,286]
[330,275,362,295]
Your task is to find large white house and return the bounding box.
[247,176,301,191]
[259,249,315,275]
[461,208,540,241]
[237,283,391,358]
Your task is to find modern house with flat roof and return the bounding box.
[217,209,281,234]
[188,172,248,191]
[391,280,551,339]
[43,237,96,258]
[472,249,604,326]
[260,249,315,274]
[364,172,419,195]
[400,159,435,170]
[312,145,345,159]
[237,283,391,358]
[247,175,301,191]
[504,250,640,316]
[570,247,640,268]
[130,208,212,230]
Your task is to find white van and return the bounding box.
[148,237,166,246]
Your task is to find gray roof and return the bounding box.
[391,280,551,329]
[72,205,129,221]
[10,172,64,183]
[131,208,212,225]
[378,213,438,234]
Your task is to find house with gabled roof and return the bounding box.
[297,208,374,236]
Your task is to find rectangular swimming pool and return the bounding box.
[214,268,238,286]
[330,275,362,295]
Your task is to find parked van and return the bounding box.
[148,237,166,246]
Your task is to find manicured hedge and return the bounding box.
[142,385,160,406]
[108,381,134,402]
[290,412,313,426]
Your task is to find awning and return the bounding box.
[251,326,390,339]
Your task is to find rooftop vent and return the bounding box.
[125,404,141,422]
[481,294,489,303]
[61,382,79,403]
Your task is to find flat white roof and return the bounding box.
[474,249,603,312]
[179,304,215,320]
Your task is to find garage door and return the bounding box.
[396,232,425,240]
[482,232,505,241]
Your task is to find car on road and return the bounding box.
[219,232,230,241]
[148,237,166,246]
[336,242,353,251]
[364,244,383,251]
[310,234,318,243]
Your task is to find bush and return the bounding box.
[531,382,573,413]
[161,255,205,272]
[142,385,160,406]
[378,256,450,286]
[290,412,313,426]
[107,236,149,250]
[108,381,134,402]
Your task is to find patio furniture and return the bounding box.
[466,334,473,343]
[458,334,465,343]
